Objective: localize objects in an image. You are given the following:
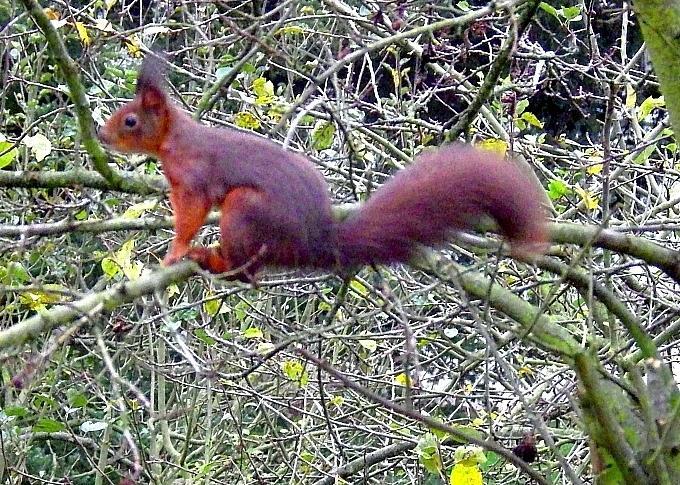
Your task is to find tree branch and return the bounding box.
[19,0,154,194]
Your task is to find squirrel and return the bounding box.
[98,54,548,281]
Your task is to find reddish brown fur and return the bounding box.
[99,56,548,278]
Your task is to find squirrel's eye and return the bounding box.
[124,114,138,128]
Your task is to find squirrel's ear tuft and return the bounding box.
[136,51,168,95]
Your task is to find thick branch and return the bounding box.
[0,169,164,195]
[0,262,197,348]
[414,251,581,359]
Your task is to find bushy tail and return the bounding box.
[335,145,548,266]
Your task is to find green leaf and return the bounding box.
[242,327,263,339]
[3,406,29,418]
[638,96,665,121]
[311,121,335,150]
[521,111,544,128]
[194,328,216,346]
[416,433,442,474]
[479,451,500,471]
[547,179,572,200]
[561,5,582,21]
[67,391,88,408]
[33,418,66,433]
[456,1,471,11]
[515,99,530,115]
[215,66,233,80]
[539,2,559,18]
[282,359,309,387]
[0,133,18,169]
[633,144,656,164]
[2,262,30,285]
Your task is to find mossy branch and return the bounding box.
[0,169,164,194]
[550,222,680,284]
[19,0,153,194]
[414,251,581,359]
[0,261,197,348]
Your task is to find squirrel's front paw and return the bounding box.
[162,246,189,267]
[162,254,182,267]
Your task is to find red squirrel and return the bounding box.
[98,55,547,280]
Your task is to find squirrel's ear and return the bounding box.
[136,51,168,110]
[140,84,166,111]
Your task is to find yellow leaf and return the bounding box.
[282,360,309,387]
[234,111,261,130]
[575,187,600,210]
[203,294,221,316]
[394,373,411,387]
[476,138,507,157]
[358,339,377,352]
[471,417,484,427]
[388,66,400,89]
[104,239,144,280]
[123,199,156,219]
[123,261,143,280]
[454,446,487,464]
[349,279,368,296]
[256,342,275,354]
[450,462,483,485]
[638,95,665,121]
[166,284,179,298]
[125,34,142,57]
[518,365,534,376]
[43,7,60,20]
[277,25,304,36]
[586,163,603,175]
[75,22,91,46]
[463,383,473,395]
[242,327,264,339]
[252,77,275,106]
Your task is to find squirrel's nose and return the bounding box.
[97,127,110,145]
